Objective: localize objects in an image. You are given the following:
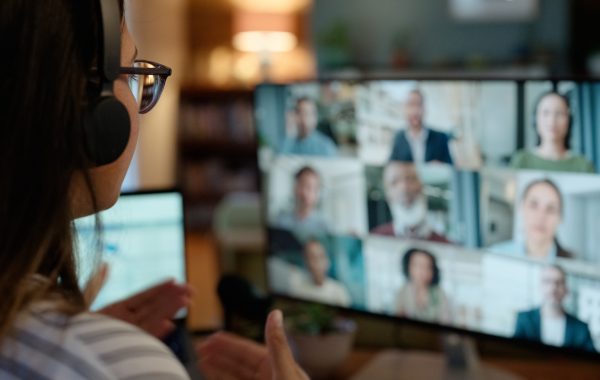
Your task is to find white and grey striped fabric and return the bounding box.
[0,303,190,380]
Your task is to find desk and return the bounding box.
[333,348,600,380]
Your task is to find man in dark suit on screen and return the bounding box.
[389,89,453,165]
[514,264,596,353]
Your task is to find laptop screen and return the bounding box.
[75,190,186,312]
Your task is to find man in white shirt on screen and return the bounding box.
[289,239,351,307]
[513,264,596,352]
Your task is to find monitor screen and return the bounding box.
[75,190,186,312]
[257,79,600,355]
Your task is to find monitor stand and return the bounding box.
[349,334,524,380]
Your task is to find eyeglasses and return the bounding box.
[119,60,172,114]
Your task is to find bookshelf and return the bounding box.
[177,86,259,230]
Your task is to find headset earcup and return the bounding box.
[83,96,131,166]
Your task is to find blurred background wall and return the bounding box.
[312,0,570,74]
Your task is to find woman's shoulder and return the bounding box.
[3,305,189,380]
[566,153,595,173]
[509,150,532,167]
[69,313,190,379]
[431,285,450,303]
[511,150,595,173]
[431,285,446,295]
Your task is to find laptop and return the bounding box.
[75,189,202,379]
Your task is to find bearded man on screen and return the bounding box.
[371,161,450,243]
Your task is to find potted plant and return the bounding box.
[285,303,357,379]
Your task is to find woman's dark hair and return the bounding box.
[521,178,564,215]
[401,248,440,286]
[0,0,122,339]
[533,91,573,150]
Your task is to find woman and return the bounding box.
[395,248,451,324]
[0,1,304,379]
[510,91,595,173]
[490,179,573,261]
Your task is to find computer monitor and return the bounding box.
[256,78,600,358]
[75,189,187,312]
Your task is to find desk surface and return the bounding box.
[333,348,600,380]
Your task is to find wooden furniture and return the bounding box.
[185,232,222,331]
[177,87,258,230]
[333,348,600,380]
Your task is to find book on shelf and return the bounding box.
[179,100,255,144]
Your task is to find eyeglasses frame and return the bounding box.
[118,59,172,114]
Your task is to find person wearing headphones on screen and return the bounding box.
[0,1,306,379]
[510,91,595,173]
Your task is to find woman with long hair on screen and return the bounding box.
[510,91,595,173]
[395,248,451,324]
[0,1,306,378]
[490,179,573,261]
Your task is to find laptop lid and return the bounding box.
[75,189,187,315]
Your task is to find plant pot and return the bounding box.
[288,319,357,380]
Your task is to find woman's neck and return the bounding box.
[536,143,567,160]
[526,238,554,259]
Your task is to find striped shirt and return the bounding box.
[0,303,190,380]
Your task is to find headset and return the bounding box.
[83,0,131,166]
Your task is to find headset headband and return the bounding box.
[98,0,121,83]
[82,0,130,167]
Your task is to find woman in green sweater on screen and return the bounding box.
[510,91,595,173]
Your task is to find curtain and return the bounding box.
[570,83,600,171]
[450,170,481,248]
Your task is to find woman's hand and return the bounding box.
[198,310,309,380]
[98,279,194,338]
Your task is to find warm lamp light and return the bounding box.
[229,0,310,14]
[232,12,298,81]
[232,12,297,53]
[233,31,297,53]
